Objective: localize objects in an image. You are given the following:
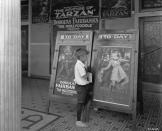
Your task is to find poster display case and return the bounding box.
[49,31,93,104]
[91,30,138,115]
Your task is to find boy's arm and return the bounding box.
[78,64,89,83]
[82,74,88,80]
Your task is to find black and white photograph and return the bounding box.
[0,0,162,131]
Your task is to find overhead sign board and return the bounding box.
[51,0,99,30]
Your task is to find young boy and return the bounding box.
[74,48,90,127]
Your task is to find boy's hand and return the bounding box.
[82,74,90,84]
[87,72,92,83]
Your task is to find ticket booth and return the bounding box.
[49,31,93,104]
[91,30,139,119]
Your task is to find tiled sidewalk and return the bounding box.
[22,77,162,131]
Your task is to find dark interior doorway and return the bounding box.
[140,16,162,92]
[21,25,28,73]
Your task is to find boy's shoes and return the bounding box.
[76,121,88,127]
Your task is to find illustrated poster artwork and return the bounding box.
[101,0,131,18]
[93,46,132,105]
[54,45,86,96]
[32,0,50,23]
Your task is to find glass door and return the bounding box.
[140,17,162,90]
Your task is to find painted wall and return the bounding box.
[105,17,134,30]
[31,24,50,43]
[30,24,50,77]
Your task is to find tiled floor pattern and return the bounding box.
[22,77,162,131]
[21,108,60,131]
[22,77,50,112]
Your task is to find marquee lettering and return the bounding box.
[54,6,95,19]
[60,34,89,40]
[98,34,134,40]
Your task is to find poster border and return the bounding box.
[92,45,133,109]
[49,31,93,104]
[91,30,138,114]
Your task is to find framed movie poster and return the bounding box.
[32,0,50,23]
[101,0,131,18]
[54,45,86,97]
[93,46,132,106]
[92,30,138,114]
[49,31,93,104]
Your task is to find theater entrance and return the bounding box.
[140,16,162,93]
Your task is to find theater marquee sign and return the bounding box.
[51,0,99,30]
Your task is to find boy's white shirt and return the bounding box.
[74,60,89,85]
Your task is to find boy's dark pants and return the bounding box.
[75,83,93,122]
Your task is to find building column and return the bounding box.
[0,0,21,131]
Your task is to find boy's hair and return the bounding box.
[75,48,89,59]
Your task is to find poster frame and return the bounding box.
[92,46,134,113]
[49,31,93,104]
[91,30,139,115]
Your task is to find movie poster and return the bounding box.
[32,0,50,23]
[54,45,86,96]
[51,0,99,30]
[101,0,131,18]
[93,46,132,105]
[21,0,28,21]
